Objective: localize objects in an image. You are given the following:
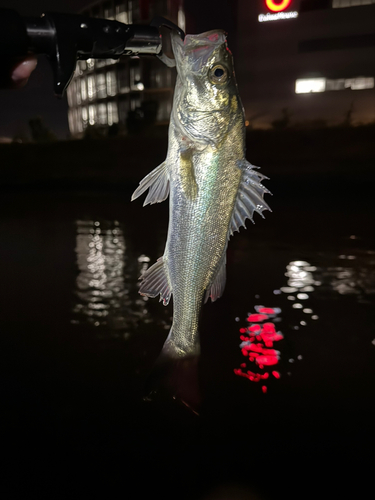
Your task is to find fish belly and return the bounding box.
[164,149,241,355]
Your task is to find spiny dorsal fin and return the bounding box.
[139,257,172,306]
[229,160,271,236]
[204,253,227,303]
[131,162,169,206]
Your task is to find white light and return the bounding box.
[348,77,374,90]
[333,0,375,8]
[292,303,303,309]
[258,11,298,22]
[295,78,326,94]
[178,8,186,32]
[296,76,374,94]
[136,82,144,91]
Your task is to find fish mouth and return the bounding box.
[171,30,227,62]
[173,29,227,47]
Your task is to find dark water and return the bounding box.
[1,178,374,499]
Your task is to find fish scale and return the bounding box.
[132,30,271,362]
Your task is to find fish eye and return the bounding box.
[210,65,228,84]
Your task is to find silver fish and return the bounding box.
[132,30,271,365]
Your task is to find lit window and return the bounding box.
[156,98,172,122]
[118,98,129,121]
[78,60,86,73]
[115,1,128,23]
[325,79,346,91]
[76,81,82,106]
[96,73,107,99]
[89,105,97,125]
[88,75,96,100]
[96,59,106,69]
[178,8,186,32]
[118,66,130,93]
[295,78,326,93]
[87,58,95,70]
[98,103,107,125]
[106,71,118,96]
[130,63,142,90]
[128,1,135,24]
[130,97,140,111]
[81,78,87,101]
[347,77,374,90]
[106,59,115,66]
[296,76,374,93]
[76,109,83,133]
[82,107,88,128]
[165,69,172,87]
[332,0,375,7]
[151,69,161,87]
[68,109,75,134]
[107,102,119,126]
[67,83,74,107]
[75,62,82,77]
[103,1,114,19]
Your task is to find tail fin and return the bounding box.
[144,328,201,415]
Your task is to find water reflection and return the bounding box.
[324,252,375,298]
[72,220,147,335]
[234,248,375,389]
[234,306,284,393]
[71,219,174,337]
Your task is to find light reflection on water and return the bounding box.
[72,220,154,336]
[235,247,375,390]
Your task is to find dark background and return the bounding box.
[0,2,374,499]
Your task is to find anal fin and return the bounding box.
[139,257,172,306]
[204,254,227,303]
[131,162,169,206]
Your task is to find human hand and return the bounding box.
[0,56,37,89]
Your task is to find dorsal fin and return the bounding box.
[131,162,169,206]
[139,257,172,306]
[229,160,271,236]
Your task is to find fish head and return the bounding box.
[171,30,244,147]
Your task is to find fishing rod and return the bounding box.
[0,8,185,97]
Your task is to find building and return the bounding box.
[67,0,185,137]
[67,0,375,135]
[236,0,375,128]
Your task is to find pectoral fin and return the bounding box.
[139,257,172,306]
[229,160,271,235]
[131,162,169,206]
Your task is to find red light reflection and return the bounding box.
[247,314,268,322]
[234,306,284,392]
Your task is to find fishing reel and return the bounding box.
[0,8,185,96]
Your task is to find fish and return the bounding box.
[132,30,271,406]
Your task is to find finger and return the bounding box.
[11,56,38,88]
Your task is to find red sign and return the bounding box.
[265,0,292,12]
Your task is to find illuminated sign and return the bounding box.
[265,0,292,12]
[259,0,299,22]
